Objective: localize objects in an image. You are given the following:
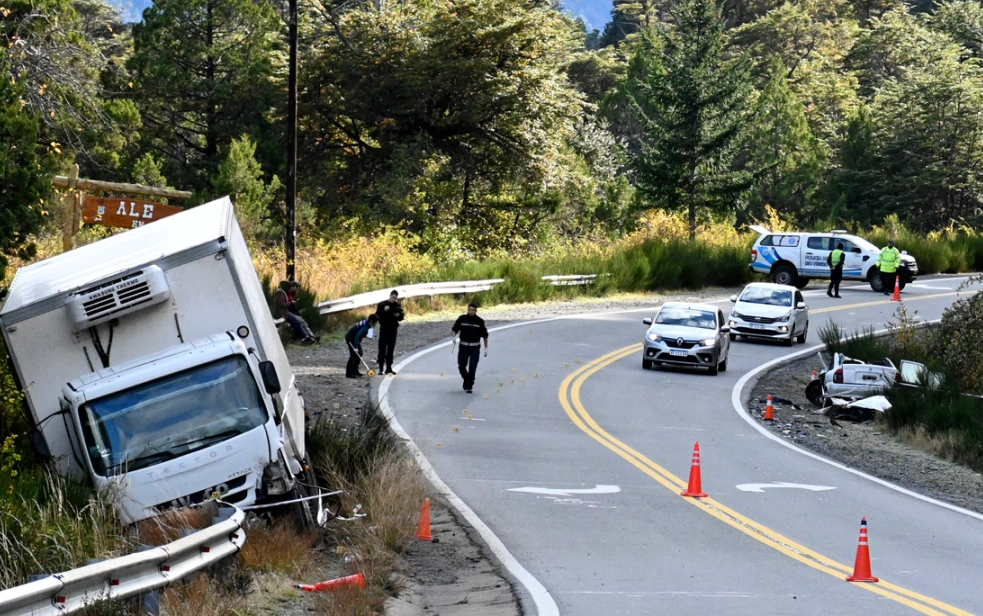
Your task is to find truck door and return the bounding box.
[804,237,833,276]
[837,239,864,279]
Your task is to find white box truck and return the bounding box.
[0,197,320,524]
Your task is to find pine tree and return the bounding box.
[626,0,757,239]
[0,62,51,278]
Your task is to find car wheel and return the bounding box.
[708,362,719,376]
[784,334,794,347]
[642,359,653,370]
[729,333,736,341]
[869,269,885,292]
[719,357,728,372]
[796,322,809,344]
[772,264,797,286]
[805,379,825,406]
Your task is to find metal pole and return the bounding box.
[286,0,298,282]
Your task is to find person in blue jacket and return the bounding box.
[345,314,379,378]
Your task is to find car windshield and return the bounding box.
[78,355,269,476]
[849,236,878,251]
[655,307,717,329]
[740,287,792,307]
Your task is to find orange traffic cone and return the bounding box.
[763,395,775,421]
[294,572,366,592]
[846,518,879,583]
[416,498,433,541]
[891,275,901,301]
[681,442,708,497]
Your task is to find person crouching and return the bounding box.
[345,314,379,378]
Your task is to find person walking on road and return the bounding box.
[345,314,378,378]
[877,239,901,295]
[827,242,845,298]
[451,303,489,394]
[375,290,404,375]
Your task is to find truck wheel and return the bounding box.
[794,277,810,289]
[898,280,907,290]
[869,269,885,292]
[772,264,797,286]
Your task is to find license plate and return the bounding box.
[670,350,688,357]
[749,323,767,329]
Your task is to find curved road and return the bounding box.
[381,277,982,616]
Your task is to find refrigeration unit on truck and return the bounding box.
[0,197,322,525]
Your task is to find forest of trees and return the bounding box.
[4,0,983,276]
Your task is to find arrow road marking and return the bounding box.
[509,485,621,496]
[736,482,836,493]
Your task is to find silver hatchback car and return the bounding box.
[642,302,731,376]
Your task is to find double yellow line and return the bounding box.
[558,341,971,615]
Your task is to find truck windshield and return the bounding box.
[79,356,268,476]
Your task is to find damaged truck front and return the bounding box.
[0,197,320,525]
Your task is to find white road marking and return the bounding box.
[509,484,621,496]
[735,482,836,493]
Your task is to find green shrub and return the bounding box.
[933,291,983,395]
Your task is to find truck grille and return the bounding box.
[152,475,250,513]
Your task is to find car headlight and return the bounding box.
[647,332,662,342]
[778,312,791,322]
[730,310,742,319]
[700,338,716,346]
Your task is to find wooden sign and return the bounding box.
[82,195,184,230]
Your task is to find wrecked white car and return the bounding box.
[805,352,940,407]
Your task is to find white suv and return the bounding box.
[748,226,918,292]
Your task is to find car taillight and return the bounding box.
[833,368,843,384]
[751,249,758,261]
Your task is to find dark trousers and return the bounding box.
[457,345,480,390]
[827,269,842,295]
[881,270,897,293]
[346,339,362,377]
[378,328,398,372]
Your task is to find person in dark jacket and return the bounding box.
[451,303,489,393]
[827,242,845,298]
[375,290,404,375]
[272,281,318,344]
[345,314,378,378]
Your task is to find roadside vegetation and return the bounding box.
[819,281,983,471]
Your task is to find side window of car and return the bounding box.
[779,235,800,247]
[718,310,725,327]
[795,291,804,306]
[840,240,859,253]
[759,235,775,246]
[807,237,831,250]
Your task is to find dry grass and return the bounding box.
[133,505,214,546]
[239,518,320,575]
[894,425,963,462]
[161,572,248,616]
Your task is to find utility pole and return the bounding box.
[286,0,298,281]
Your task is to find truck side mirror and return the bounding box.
[28,428,52,462]
[259,361,281,394]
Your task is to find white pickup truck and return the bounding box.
[749,227,918,292]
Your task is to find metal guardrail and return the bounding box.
[0,505,246,616]
[541,274,598,286]
[318,279,505,314]
[317,275,600,314]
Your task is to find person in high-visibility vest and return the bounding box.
[827,242,845,298]
[876,239,901,295]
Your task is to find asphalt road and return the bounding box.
[381,276,982,616]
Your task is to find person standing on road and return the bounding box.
[375,290,404,375]
[345,314,378,378]
[451,303,489,394]
[827,242,845,298]
[877,239,901,295]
